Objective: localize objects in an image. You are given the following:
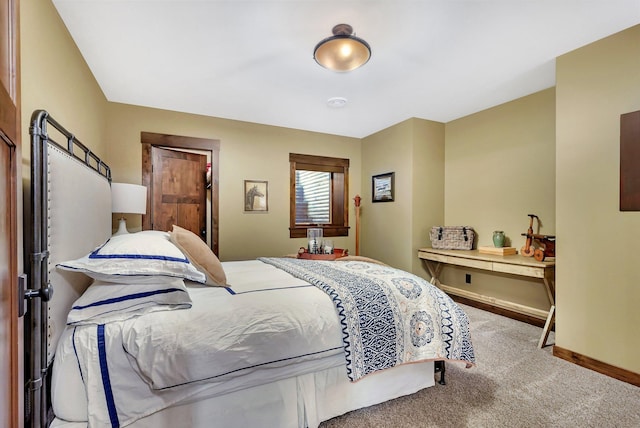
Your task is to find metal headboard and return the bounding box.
[24,110,112,428]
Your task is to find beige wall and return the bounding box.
[105,103,361,261]
[411,119,446,274]
[442,89,556,310]
[20,0,108,278]
[361,120,414,269]
[556,24,640,373]
[361,118,445,272]
[20,0,108,166]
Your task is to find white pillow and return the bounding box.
[57,231,206,284]
[67,278,192,325]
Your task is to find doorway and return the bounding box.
[141,132,220,255]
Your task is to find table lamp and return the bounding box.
[111,182,147,235]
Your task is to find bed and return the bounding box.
[24,110,475,428]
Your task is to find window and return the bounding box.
[295,170,331,224]
[289,153,349,238]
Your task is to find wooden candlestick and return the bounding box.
[354,195,361,256]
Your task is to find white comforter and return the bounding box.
[123,261,344,390]
[54,260,345,427]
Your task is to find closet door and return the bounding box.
[0,0,21,426]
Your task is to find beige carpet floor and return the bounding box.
[319,304,640,428]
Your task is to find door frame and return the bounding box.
[141,132,220,255]
[1,0,21,426]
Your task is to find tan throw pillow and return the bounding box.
[169,225,228,287]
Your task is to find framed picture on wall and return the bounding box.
[372,172,395,203]
[244,180,268,212]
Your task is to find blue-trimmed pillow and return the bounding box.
[67,278,192,325]
[57,231,206,284]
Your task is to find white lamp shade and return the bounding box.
[111,183,147,214]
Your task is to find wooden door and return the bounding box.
[150,146,207,239]
[141,132,220,256]
[0,0,20,426]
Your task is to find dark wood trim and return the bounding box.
[1,128,19,428]
[451,296,548,328]
[3,0,21,425]
[289,226,350,239]
[553,345,640,387]
[289,159,296,235]
[289,153,349,167]
[141,132,219,152]
[141,132,220,255]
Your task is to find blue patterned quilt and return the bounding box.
[259,258,475,381]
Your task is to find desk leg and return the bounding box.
[424,261,443,287]
[538,304,555,348]
[538,272,556,348]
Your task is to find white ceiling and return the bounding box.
[53,1,640,138]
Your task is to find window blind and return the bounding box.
[295,170,331,224]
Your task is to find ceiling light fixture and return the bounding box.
[314,24,371,72]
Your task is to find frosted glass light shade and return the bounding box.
[314,24,371,72]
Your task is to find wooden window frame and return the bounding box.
[289,153,349,238]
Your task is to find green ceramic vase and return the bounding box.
[493,231,505,248]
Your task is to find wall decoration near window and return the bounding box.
[244,180,268,212]
[372,172,395,203]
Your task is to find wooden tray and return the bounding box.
[297,248,348,260]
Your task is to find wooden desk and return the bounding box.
[418,248,556,348]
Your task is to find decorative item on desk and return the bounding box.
[492,230,505,248]
[323,239,334,254]
[478,246,517,256]
[520,214,556,261]
[307,228,323,254]
[429,226,475,250]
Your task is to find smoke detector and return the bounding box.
[327,97,348,108]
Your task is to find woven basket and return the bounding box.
[429,226,475,250]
